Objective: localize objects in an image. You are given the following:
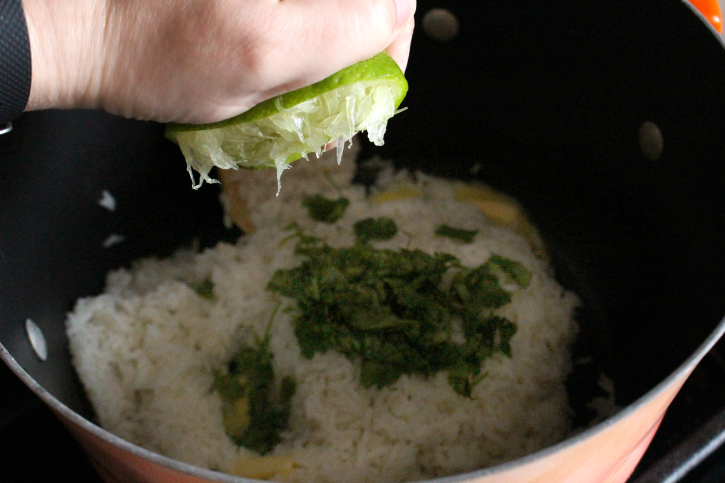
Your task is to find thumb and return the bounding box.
[385,15,415,73]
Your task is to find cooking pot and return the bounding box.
[2,0,725,482]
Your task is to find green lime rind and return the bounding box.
[165,52,407,136]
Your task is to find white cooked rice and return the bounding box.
[66,153,580,483]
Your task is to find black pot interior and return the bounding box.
[2,0,725,435]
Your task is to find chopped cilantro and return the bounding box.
[267,227,530,397]
[194,279,215,300]
[302,194,350,223]
[214,337,295,455]
[450,265,512,310]
[354,217,398,243]
[435,224,479,243]
[487,254,532,288]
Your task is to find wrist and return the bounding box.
[22,0,108,111]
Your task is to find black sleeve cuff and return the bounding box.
[0,0,31,125]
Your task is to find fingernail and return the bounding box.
[395,0,415,30]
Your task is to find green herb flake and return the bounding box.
[194,279,215,300]
[302,194,350,223]
[267,225,528,397]
[354,217,398,243]
[214,337,296,455]
[450,265,512,310]
[435,224,479,243]
[487,254,532,288]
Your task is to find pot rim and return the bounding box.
[2,314,724,483]
[685,0,725,40]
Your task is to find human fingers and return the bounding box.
[58,0,417,124]
[215,0,417,120]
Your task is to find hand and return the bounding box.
[22,0,415,124]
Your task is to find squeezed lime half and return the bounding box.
[166,52,408,191]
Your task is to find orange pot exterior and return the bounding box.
[464,369,691,483]
[688,0,723,32]
[58,415,220,483]
[52,368,692,483]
